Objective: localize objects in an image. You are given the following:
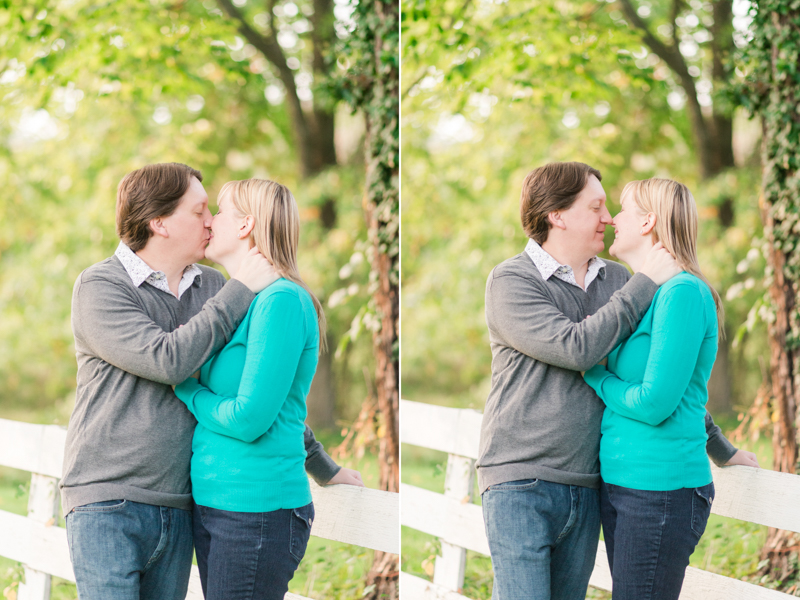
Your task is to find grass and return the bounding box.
[0,411,379,600]
[401,412,776,599]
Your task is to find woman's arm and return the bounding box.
[175,290,307,443]
[583,282,710,426]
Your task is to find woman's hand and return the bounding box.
[725,449,760,468]
[327,468,365,487]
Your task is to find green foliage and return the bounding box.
[0,0,376,417]
[401,0,767,412]
[739,0,800,354]
[333,0,399,353]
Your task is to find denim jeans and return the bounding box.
[193,502,314,600]
[600,481,715,600]
[482,479,601,600]
[65,499,193,600]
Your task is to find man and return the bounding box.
[61,163,360,599]
[478,162,757,600]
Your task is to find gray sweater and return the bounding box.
[478,252,736,493]
[61,256,339,514]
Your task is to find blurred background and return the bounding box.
[0,1,398,598]
[400,0,785,596]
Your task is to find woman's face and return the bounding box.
[206,194,246,264]
[609,195,650,261]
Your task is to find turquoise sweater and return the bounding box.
[174,279,319,512]
[583,272,717,491]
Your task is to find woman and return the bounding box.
[174,178,333,599]
[583,178,720,600]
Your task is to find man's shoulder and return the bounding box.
[75,255,129,288]
[489,252,541,283]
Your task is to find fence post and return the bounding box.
[433,453,476,592]
[18,473,59,600]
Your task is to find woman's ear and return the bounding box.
[641,213,656,235]
[239,215,255,239]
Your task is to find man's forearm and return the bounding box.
[705,410,737,466]
[74,276,255,384]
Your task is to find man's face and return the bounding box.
[554,174,612,257]
[159,176,212,265]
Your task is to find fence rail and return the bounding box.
[400,399,799,600]
[0,417,399,600]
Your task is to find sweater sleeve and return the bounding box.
[583,283,708,426]
[705,411,738,466]
[175,291,306,443]
[304,425,342,485]
[73,273,255,385]
[487,270,658,372]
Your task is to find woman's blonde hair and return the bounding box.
[622,178,724,335]
[219,178,327,352]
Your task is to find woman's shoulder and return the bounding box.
[254,279,314,310]
[655,272,714,309]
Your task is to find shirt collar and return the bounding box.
[524,239,606,290]
[115,242,203,298]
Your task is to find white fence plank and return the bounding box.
[0,510,74,581]
[308,480,399,554]
[18,473,61,600]
[709,463,800,533]
[401,572,474,599]
[401,400,482,459]
[401,483,489,555]
[433,455,476,591]
[0,419,67,478]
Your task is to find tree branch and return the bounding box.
[616,0,713,176]
[215,0,304,116]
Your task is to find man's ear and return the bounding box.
[548,211,567,231]
[149,217,169,239]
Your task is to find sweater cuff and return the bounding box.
[706,424,738,466]
[305,442,342,485]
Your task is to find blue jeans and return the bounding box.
[193,502,314,600]
[482,479,601,600]
[600,481,715,600]
[65,500,193,600]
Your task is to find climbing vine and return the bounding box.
[739,0,800,584]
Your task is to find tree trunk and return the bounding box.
[744,1,800,582]
[356,0,400,596]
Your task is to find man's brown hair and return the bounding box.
[520,162,602,244]
[116,163,203,252]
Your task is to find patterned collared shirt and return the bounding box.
[524,238,606,291]
[115,241,203,300]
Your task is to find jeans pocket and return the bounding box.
[487,478,540,492]
[289,503,314,563]
[72,499,127,513]
[691,483,715,537]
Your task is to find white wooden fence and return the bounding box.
[400,399,800,600]
[0,417,399,600]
